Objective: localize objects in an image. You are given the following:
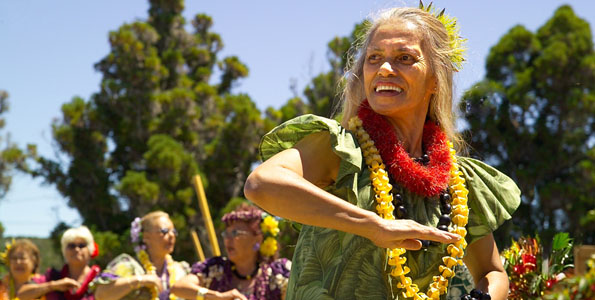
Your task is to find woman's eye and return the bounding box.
[399,54,415,64]
[367,54,381,62]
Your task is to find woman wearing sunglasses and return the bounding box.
[171,204,291,300]
[93,211,189,300]
[17,226,100,300]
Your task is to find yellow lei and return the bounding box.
[138,250,178,300]
[348,116,469,300]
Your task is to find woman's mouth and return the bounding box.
[374,85,403,96]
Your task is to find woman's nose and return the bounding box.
[378,61,395,77]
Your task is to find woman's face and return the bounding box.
[222,221,261,264]
[363,20,436,121]
[9,249,35,279]
[143,216,177,256]
[64,237,91,266]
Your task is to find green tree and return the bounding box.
[461,5,595,245]
[23,0,269,262]
[0,91,12,198]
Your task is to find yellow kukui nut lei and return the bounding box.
[138,250,178,300]
[348,116,469,300]
[260,215,280,257]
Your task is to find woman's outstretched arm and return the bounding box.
[244,132,460,250]
[171,274,247,300]
[464,234,509,300]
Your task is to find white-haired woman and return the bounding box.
[17,226,100,300]
[245,4,520,300]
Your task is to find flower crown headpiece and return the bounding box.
[222,208,281,257]
[130,217,145,253]
[419,0,467,71]
[0,239,15,266]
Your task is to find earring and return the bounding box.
[252,243,260,251]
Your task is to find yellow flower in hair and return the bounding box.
[261,215,280,236]
[260,237,278,257]
[0,239,15,265]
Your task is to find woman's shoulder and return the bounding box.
[260,115,358,157]
[260,114,363,184]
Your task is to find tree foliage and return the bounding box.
[461,5,595,245]
[24,0,270,261]
[0,91,13,198]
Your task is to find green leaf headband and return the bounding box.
[419,1,467,71]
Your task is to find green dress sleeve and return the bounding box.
[457,157,522,244]
[260,114,362,186]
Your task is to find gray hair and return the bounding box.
[339,7,464,149]
[61,225,95,258]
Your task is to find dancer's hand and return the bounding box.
[49,277,80,292]
[368,218,460,250]
[214,289,247,300]
[138,274,164,292]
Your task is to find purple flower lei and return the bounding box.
[130,217,146,252]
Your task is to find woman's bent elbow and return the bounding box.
[244,171,265,204]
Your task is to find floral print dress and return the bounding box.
[191,256,291,300]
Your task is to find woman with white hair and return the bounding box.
[17,226,101,300]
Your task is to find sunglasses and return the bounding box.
[221,229,251,239]
[66,243,88,250]
[148,228,178,236]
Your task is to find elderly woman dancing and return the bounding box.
[17,226,100,300]
[244,4,520,300]
[93,211,189,300]
[172,204,291,300]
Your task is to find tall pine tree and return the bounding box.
[461,5,595,245]
[24,0,268,262]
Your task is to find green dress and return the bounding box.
[259,115,521,300]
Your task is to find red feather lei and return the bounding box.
[357,100,452,197]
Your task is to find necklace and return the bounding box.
[138,250,178,300]
[231,263,259,280]
[357,100,451,197]
[348,109,469,299]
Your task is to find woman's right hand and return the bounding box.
[137,274,164,292]
[49,278,80,292]
[368,218,461,250]
[213,289,248,300]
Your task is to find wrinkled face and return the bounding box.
[143,216,177,255]
[363,21,436,120]
[64,237,91,266]
[9,249,35,279]
[222,221,261,264]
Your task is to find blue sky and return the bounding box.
[1,0,594,237]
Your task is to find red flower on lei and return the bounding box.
[357,100,452,197]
